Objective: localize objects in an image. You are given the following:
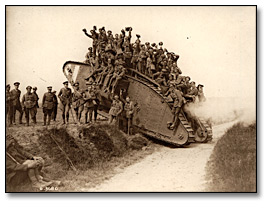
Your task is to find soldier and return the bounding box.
[71,82,85,123]
[184,81,198,102]
[6,135,53,190]
[58,81,72,124]
[83,27,98,57]
[165,84,186,130]
[42,86,55,126]
[83,85,100,123]
[51,91,58,122]
[120,90,134,135]
[10,82,23,124]
[6,84,13,126]
[197,84,206,102]
[32,87,39,118]
[102,59,115,91]
[21,86,37,126]
[108,95,123,125]
[106,62,126,93]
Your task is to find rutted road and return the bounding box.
[84,121,238,192]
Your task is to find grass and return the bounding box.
[6,119,157,192]
[206,123,256,192]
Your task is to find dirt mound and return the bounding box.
[37,124,149,172]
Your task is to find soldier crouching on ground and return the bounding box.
[10,82,23,125]
[21,86,37,126]
[58,81,72,124]
[108,95,123,126]
[6,135,56,191]
[42,86,55,126]
[71,82,85,124]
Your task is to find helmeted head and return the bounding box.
[197,84,204,90]
[14,82,20,89]
[63,81,69,88]
[47,86,52,92]
[114,95,119,100]
[33,86,37,91]
[26,86,32,93]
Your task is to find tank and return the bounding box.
[63,61,212,147]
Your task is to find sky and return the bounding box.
[6,6,256,101]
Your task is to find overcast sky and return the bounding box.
[6,6,256,100]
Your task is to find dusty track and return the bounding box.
[83,120,238,192]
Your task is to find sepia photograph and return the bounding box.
[5,5,256,193]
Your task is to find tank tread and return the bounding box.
[199,118,213,141]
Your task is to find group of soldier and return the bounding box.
[6,82,58,126]
[82,26,206,130]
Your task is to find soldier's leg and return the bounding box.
[18,105,23,124]
[61,104,66,124]
[47,109,53,125]
[12,105,16,123]
[30,108,36,124]
[65,104,70,123]
[43,108,47,126]
[8,104,13,126]
[54,104,58,121]
[85,107,89,124]
[108,115,113,124]
[89,108,93,122]
[93,105,98,122]
[25,108,30,126]
[78,105,84,122]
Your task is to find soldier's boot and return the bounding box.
[43,116,47,126]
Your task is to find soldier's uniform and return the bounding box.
[22,86,37,126]
[42,87,55,126]
[10,82,23,124]
[166,86,185,130]
[121,96,134,135]
[72,83,85,123]
[108,96,123,125]
[58,81,72,124]
[84,86,100,123]
[6,85,13,125]
[6,135,52,191]
[32,87,39,118]
[52,91,58,121]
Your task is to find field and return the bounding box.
[205,123,256,192]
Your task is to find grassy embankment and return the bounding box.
[206,123,256,192]
[7,123,157,192]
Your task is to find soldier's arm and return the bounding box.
[42,94,46,107]
[58,89,62,99]
[6,159,28,172]
[21,95,25,108]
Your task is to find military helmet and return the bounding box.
[26,86,32,90]
[14,82,20,86]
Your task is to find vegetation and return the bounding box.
[206,123,256,192]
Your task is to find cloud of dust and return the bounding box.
[184,96,256,126]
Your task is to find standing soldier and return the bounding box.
[42,86,55,126]
[71,82,85,123]
[6,84,13,126]
[21,86,37,126]
[32,87,39,118]
[52,91,58,122]
[58,81,72,124]
[10,82,23,124]
[120,90,134,135]
[83,85,100,123]
[197,84,206,102]
[108,95,123,125]
[165,84,186,130]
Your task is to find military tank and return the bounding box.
[62,61,212,147]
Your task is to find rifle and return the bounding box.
[49,134,77,171]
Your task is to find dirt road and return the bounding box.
[83,121,238,192]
